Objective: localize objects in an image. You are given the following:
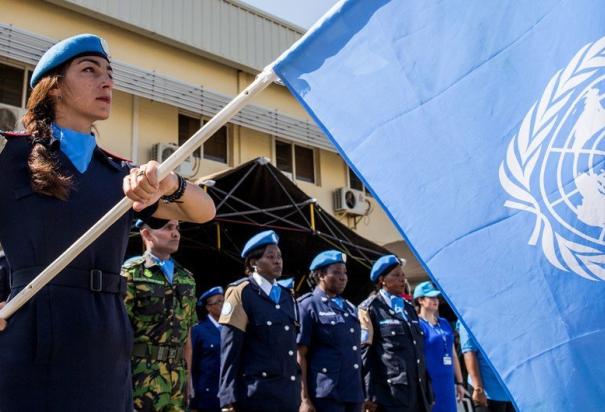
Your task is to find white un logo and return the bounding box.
[500,36,605,281]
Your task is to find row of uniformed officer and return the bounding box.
[216,230,431,412]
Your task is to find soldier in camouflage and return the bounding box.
[123,217,198,412]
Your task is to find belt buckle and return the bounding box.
[90,269,103,292]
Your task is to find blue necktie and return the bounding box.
[52,123,96,173]
[332,296,344,310]
[155,258,174,284]
[269,284,281,304]
[391,296,407,320]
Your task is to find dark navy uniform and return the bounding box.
[0,251,10,302]
[218,276,300,412]
[297,287,364,412]
[191,316,222,412]
[358,292,433,412]
[0,131,156,411]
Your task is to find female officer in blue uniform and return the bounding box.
[191,286,225,412]
[297,250,364,412]
[218,230,300,412]
[358,255,433,412]
[415,281,464,412]
[0,34,215,411]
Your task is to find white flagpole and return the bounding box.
[0,66,278,320]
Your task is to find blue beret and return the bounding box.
[413,281,441,299]
[197,286,224,306]
[370,254,403,283]
[31,33,111,88]
[277,277,295,289]
[241,230,279,258]
[309,250,347,271]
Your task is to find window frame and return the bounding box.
[273,138,318,184]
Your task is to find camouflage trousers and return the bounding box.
[132,357,188,412]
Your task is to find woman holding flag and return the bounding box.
[0,33,215,411]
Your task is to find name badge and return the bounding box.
[443,355,452,366]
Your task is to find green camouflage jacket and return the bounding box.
[123,253,198,348]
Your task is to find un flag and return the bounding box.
[274,1,605,410]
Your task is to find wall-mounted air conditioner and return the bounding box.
[333,187,370,216]
[0,103,26,131]
[152,143,199,178]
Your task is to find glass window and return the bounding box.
[203,125,228,163]
[349,167,363,191]
[276,140,293,173]
[178,114,201,157]
[295,145,315,183]
[0,63,24,107]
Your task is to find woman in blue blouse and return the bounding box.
[414,281,464,412]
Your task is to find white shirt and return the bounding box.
[252,272,276,297]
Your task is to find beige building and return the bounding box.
[0,0,426,281]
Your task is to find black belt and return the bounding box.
[132,342,184,362]
[10,266,126,294]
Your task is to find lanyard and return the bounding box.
[428,318,449,353]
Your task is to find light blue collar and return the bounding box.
[380,289,406,318]
[51,123,96,173]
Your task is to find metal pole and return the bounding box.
[0,66,278,320]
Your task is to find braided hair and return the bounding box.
[21,70,72,200]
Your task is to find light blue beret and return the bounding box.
[31,33,111,88]
[197,286,224,307]
[309,250,347,271]
[241,230,279,258]
[370,254,402,283]
[413,281,441,299]
[277,277,295,289]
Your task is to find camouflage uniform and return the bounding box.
[123,253,198,412]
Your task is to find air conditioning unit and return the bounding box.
[333,187,370,216]
[0,103,26,131]
[151,143,199,178]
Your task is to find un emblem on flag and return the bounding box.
[500,36,605,281]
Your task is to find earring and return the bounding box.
[252,265,259,275]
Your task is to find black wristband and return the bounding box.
[161,173,186,203]
[456,382,464,386]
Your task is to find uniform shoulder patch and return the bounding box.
[296,292,313,304]
[122,255,145,269]
[228,277,249,287]
[358,293,378,310]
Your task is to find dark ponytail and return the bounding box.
[22,72,72,200]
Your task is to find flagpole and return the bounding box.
[0,66,278,320]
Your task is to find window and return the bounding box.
[0,62,25,107]
[275,140,316,184]
[349,167,364,191]
[348,166,372,197]
[295,145,315,183]
[178,114,201,157]
[203,122,228,163]
[275,140,293,173]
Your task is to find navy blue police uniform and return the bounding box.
[0,130,157,411]
[297,288,364,412]
[191,287,224,412]
[358,255,433,412]
[218,230,300,412]
[0,251,10,302]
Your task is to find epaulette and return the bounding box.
[296,292,313,304]
[122,255,145,269]
[0,130,29,138]
[227,277,249,288]
[98,146,133,164]
[358,293,378,310]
